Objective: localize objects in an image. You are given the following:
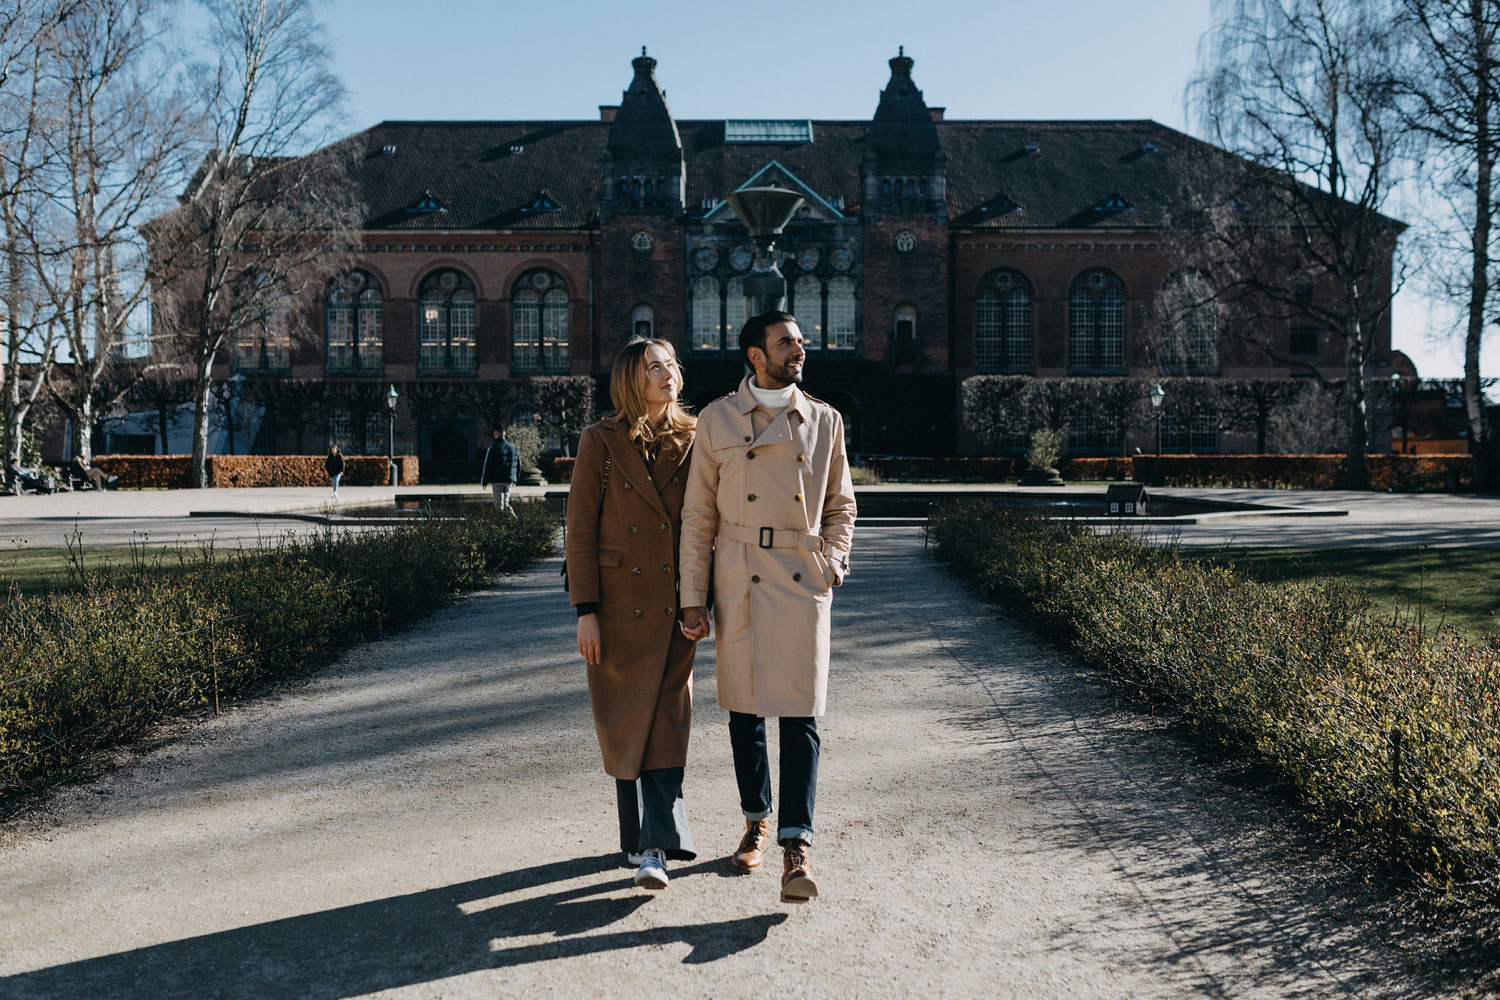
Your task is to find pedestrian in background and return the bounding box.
[325,446,344,499]
[565,336,704,891]
[480,427,520,513]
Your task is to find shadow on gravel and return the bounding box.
[0,853,787,999]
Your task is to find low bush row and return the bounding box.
[928,502,1500,893]
[0,501,557,796]
[1134,454,1471,491]
[90,455,420,488]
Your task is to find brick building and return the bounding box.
[201,48,1399,465]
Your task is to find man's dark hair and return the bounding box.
[738,309,797,367]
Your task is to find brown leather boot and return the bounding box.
[780,839,818,903]
[731,817,771,872]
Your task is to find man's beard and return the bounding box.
[765,357,803,386]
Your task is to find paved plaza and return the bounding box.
[0,528,1448,999]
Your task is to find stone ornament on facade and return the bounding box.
[730,246,753,271]
[894,230,917,253]
[693,246,718,270]
[631,231,654,253]
[796,247,821,271]
[829,247,855,271]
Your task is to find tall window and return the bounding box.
[894,304,916,341]
[1070,411,1120,453]
[235,273,290,373]
[511,269,569,373]
[1161,408,1220,453]
[419,269,476,373]
[1069,269,1125,371]
[632,304,654,339]
[976,269,1032,369]
[827,276,856,350]
[691,275,720,351]
[326,271,383,373]
[794,275,823,350]
[725,276,748,342]
[1160,270,1218,374]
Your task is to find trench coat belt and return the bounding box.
[717,521,826,553]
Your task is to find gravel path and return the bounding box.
[0,529,1445,998]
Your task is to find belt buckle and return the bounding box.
[758,527,774,549]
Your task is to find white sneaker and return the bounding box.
[625,851,643,867]
[633,848,668,890]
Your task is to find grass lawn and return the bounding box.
[0,545,188,594]
[1183,546,1500,638]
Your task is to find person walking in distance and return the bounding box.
[566,337,707,891]
[480,427,520,513]
[679,309,856,903]
[325,445,345,499]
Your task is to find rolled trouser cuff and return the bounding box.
[743,806,772,822]
[778,826,812,846]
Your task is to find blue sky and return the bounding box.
[311,0,1468,380]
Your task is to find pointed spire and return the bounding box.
[608,45,680,158]
[872,47,938,155]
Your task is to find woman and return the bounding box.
[566,337,705,890]
[325,446,344,499]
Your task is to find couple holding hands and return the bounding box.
[564,310,856,904]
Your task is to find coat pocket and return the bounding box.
[599,548,624,567]
[809,551,836,591]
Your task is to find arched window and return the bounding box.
[327,271,382,373]
[235,272,290,373]
[725,276,748,343]
[511,269,568,373]
[631,304,654,339]
[794,275,823,350]
[1160,270,1218,374]
[827,276,856,350]
[1069,269,1125,371]
[691,275,720,351]
[419,269,476,373]
[894,304,917,341]
[975,270,1032,369]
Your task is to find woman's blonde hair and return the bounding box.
[609,337,695,448]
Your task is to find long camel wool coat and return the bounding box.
[679,376,857,718]
[565,414,697,780]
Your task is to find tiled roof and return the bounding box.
[307,116,1274,232]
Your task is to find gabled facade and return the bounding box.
[199,49,1400,466]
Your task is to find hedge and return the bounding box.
[91,454,420,488]
[861,456,1015,482]
[929,502,1500,893]
[1057,456,1135,481]
[0,500,557,796]
[1131,454,1470,491]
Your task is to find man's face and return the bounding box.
[752,321,806,387]
[493,430,501,441]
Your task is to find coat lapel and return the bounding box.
[599,419,669,521]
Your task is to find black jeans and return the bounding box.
[614,767,696,861]
[727,712,819,845]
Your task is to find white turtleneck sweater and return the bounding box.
[746,379,796,412]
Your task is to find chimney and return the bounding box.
[929,107,945,121]
[599,105,619,122]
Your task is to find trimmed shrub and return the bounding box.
[928,502,1500,892]
[87,455,419,488]
[1057,456,1134,481]
[0,501,557,795]
[1131,454,1470,491]
[549,457,576,483]
[862,456,1015,482]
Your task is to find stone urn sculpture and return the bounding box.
[1018,428,1067,487]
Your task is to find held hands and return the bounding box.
[577,613,601,666]
[679,606,711,642]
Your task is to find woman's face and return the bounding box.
[640,343,681,408]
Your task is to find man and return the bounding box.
[679,309,856,904]
[479,427,520,513]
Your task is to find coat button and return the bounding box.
[662,564,671,573]
[634,609,643,618]
[664,606,673,615]
[632,567,641,576]
[747,493,757,501]
[751,575,761,583]
[794,493,802,501]
[670,476,678,484]
[624,482,632,490]
[747,451,756,459]
[629,524,637,533]
[744,435,751,442]
[661,522,669,531]
[793,572,802,581]
[797,453,806,462]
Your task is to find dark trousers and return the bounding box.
[614,767,696,861]
[727,712,819,846]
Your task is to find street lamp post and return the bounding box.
[1149,381,1166,486]
[723,187,806,316]
[385,383,399,487]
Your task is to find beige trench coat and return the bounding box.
[565,415,697,780]
[679,375,857,717]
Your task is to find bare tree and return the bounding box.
[525,375,595,456]
[1189,0,1410,487]
[1397,0,1500,489]
[127,367,193,453]
[34,0,199,463]
[151,0,360,486]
